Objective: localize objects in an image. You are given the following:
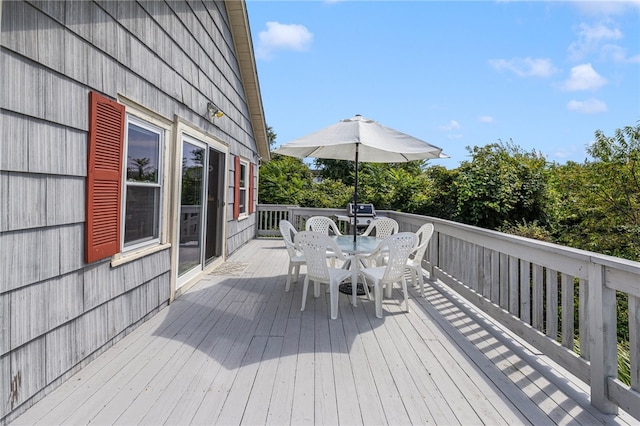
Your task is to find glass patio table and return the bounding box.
[331,235,383,306]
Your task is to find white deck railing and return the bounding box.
[256,204,640,420]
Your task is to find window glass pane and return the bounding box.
[239,189,246,214]
[239,162,247,214]
[127,123,160,183]
[179,142,205,276]
[124,186,159,246]
[240,163,246,187]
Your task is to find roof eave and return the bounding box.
[225,0,270,162]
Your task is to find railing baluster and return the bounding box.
[561,273,574,349]
[509,255,519,315]
[631,295,639,391]
[491,250,499,304]
[499,252,508,309]
[482,248,491,299]
[473,244,481,293]
[532,264,544,331]
[520,260,531,324]
[579,278,590,360]
[546,268,558,341]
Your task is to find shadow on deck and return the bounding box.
[10,239,634,425]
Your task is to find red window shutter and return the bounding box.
[85,91,125,263]
[249,163,255,214]
[233,155,240,219]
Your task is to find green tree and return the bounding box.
[551,123,640,260]
[259,155,313,205]
[356,163,432,213]
[259,125,314,205]
[314,158,429,187]
[417,165,459,220]
[267,125,277,148]
[453,141,549,229]
[298,179,353,208]
[585,123,640,259]
[314,159,355,185]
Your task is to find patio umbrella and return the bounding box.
[274,114,448,241]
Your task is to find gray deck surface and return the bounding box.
[11,239,635,425]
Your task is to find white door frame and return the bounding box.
[170,119,229,299]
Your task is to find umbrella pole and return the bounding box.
[353,143,359,242]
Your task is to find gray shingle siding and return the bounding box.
[1,1,261,423]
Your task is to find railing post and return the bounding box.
[588,262,618,414]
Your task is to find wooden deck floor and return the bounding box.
[11,239,635,426]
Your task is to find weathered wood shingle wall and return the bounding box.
[0,1,261,423]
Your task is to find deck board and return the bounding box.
[313,290,339,426]
[265,312,299,425]
[328,303,363,425]
[339,295,388,425]
[241,335,283,425]
[354,304,413,426]
[290,305,316,425]
[9,238,636,426]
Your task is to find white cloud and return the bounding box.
[571,1,640,17]
[568,22,623,61]
[256,21,313,60]
[489,57,558,78]
[566,98,608,114]
[440,120,461,131]
[562,63,607,91]
[600,44,628,62]
[600,44,640,63]
[478,116,494,124]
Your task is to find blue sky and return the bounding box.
[245,1,640,168]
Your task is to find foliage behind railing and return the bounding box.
[256,204,640,420]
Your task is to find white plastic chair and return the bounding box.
[405,223,435,297]
[305,216,342,235]
[305,216,342,266]
[361,217,399,238]
[358,232,418,318]
[361,217,399,266]
[295,231,351,320]
[279,220,305,292]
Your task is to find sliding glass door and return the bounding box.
[177,136,226,285]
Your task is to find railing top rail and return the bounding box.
[257,203,300,208]
[382,210,640,277]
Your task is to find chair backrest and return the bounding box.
[305,216,342,236]
[362,217,399,238]
[294,231,344,282]
[412,223,435,262]
[279,220,299,258]
[377,232,418,281]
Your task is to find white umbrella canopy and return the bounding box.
[274,114,448,240]
[274,114,448,162]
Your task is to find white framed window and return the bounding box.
[122,116,164,249]
[239,158,249,216]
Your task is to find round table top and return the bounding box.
[332,235,382,255]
